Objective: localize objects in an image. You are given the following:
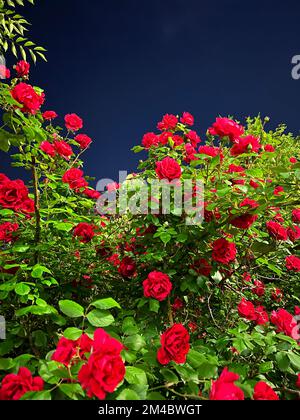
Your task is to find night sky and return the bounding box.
[1,0,300,185]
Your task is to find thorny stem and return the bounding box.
[32,156,41,264]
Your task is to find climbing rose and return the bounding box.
[157,114,178,131]
[272,288,283,302]
[192,258,212,277]
[270,309,300,340]
[180,112,194,126]
[238,298,257,321]
[255,306,269,325]
[73,223,95,243]
[83,188,101,199]
[74,134,92,149]
[52,334,93,366]
[286,255,300,272]
[65,113,83,131]
[172,297,184,311]
[141,132,159,149]
[252,280,265,297]
[118,256,136,278]
[40,141,56,157]
[266,221,288,241]
[155,157,181,181]
[209,368,244,400]
[54,140,73,159]
[0,222,19,242]
[42,110,58,120]
[0,178,29,211]
[253,382,279,400]
[230,135,261,156]
[78,329,125,400]
[143,271,172,301]
[264,144,275,152]
[11,83,44,114]
[15,60,30,77]
[0,367,44,400]
[186,130,201,146]
[198,145,223,161]
[62,168,87,190]
[212,238,237,265]
[292,209,300,223]
[157,324,190,365]
[287,225,300,242]
[208,117,244,141]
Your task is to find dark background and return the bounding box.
[1,0,300,185]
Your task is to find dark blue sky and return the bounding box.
[1,0,300,185]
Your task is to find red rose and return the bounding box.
[198,145,223,160]
[11,82,44,114]
[290,157,297,164]
[0,173,9,185]
[172,135,184,146]
[266,221,288,241]
[0,222,19,242]
[274,186,284,196]
[52,334,93,366]
[250,179,260,189]
[40,141,56,157]
[142,132,159,149]
[287,225,300,242]
[272,288,283,302]
[255,306,269,325]
[172,297,184,311]
[230,213,258,229]
[186,130,201,147]
[42,111,58,120]
[212,238,237,265]
[118,256,136,278]
[64,113,83,131]
[230,135,261,156]
[253,382,279,400]
[184,143,197,163]
[0,367,44,400]
[143,271,172,301]
[83,188,101,199]
[264,144,275,152]
[0,178,29,211]
[62,168,87,190]
[238,298,257,321]
[0,64,10,79]
[157,114,178,131]
[74,134,92,149]
[73,223,95,243]
[180,112,194,126]
[270,308,300,340]
[292,209,300,224]
[19,199,35,215]
[252,280,265,297]
[209,367,244,400]
[15,60,30,77]
[295,306,300,316]
[208,117,244,142]
[155,157,182,181]
[78,328,125,400]
[157,324,190,365]
[227,164,245,173]
[54,140,73,160]
[192,258,212,277]
[296,374,300,389]
[286,255,300,272]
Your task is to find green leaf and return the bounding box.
[86,309,114,327]
[125,366,147,385]
[116,388,140,400]
[122,317,138,335]
[160,368,179,384]
[59,384,84,400]
[15,283,30,296]
[21,390,52,400]
[91,298,121,310]
[275,352,290,371]
[0,358,14,370]
[59,300,84,318]
[31,264,52,279]
[288,352,300,370]
[63,328,83,341]
[124,334,146,351]
[149,299,160,313]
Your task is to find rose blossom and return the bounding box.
[209,368,244,400]
[157,324,190,365]
[143,271,172,301]
[0,367,43,400]
[65,113,83,131]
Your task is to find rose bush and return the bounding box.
[0,62,299,401]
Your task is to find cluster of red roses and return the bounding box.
[62,168,100,199]
[0,173,34,215]
[52,328,125,400]
[210,367,282,400]
[0,367,44,400]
